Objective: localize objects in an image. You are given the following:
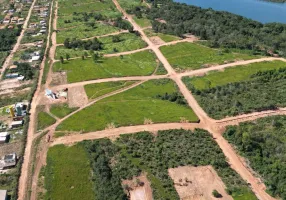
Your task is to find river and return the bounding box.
[175,0,286,24]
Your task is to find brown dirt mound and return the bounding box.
[168,166,233,200]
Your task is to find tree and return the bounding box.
[60,56,64,64]
[212,190,222,198]
[66,53,70,61]
[112,35,121,43]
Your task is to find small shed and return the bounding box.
[0,190,7,200]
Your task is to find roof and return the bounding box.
[9,65,17,69]
[10,120,23,125]
[0,190,7,200]
[0,132,9,137]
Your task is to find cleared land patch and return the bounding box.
[84,81,137,99]
[55,32,147,59]
[68,86,89,108]
[169,166,233,200]
[56,79,199,133]
[184,61,286,119]
[53,50,158,83]
[224,116,286,199]
[45,144,94,200]
[144,28,181,43]
[160,42,257,71]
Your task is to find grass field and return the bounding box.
[133,16,151,28]
[58,1,115,16]
[160,42,257,70]
[118,0,148,10]
[56,23,120,44]
[56,79,198,133]
[144,28,181,42]
[53,50,158,83]
[184,60,286,90]
[50,104,78,118]
[45,144,94,200]
[84,81,137,99]
[37,112,56,130]
[55,32,147,59]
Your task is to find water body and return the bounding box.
[175,0,286,24]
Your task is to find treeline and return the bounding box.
[63,38,103,50]
[224,116,286,199]
[83,129,253,199]
[185,68,286,119]
[155,92,187,106]
[146,0,286,56]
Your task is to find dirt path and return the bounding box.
[0,0,37,79]
[50,74,168,90]
[56,30,129,46]
[51,123,204,146]
[179,57,286,78]
[17,1,54,199]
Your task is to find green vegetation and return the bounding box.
[154,63,168,75]
[80,129,256,200]
[56,79,198,133]
[0,52,8,66]
[224,116,286,199]
[45,144,94,200]
[37,112,56,130]
[133,16,151,28]
[50,104,78,118]
[160,42,256,70]
[84,81,136,99]
[184,66,286,119]
[56,23,120,44]
[53,50,158,83]
[149,0,286,57]
[118,0,148,10]
[144,28,181,42]
[185,60,286,90]
[55,33,147,59]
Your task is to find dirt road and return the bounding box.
[0,0,37,79]
[17,1,54,199]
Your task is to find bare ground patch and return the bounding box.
[50,72,67,86]
[168,166,233,200]
[0,142,22,158]
[150,36,165,45]
[122,174,153,200]
[68,86,88,108]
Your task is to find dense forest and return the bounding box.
[83,129,254,200]
[224,116,286,199]
[144,0,286,56]
[184,68,286,119]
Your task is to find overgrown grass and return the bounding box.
[45,144,94,200]
[184,60,286,90]
[56,23,120,44]
[37,112,56,130]
[56,79,198,133]
[118,0,148,10]
[160,42,257,70]
[133,16,151,28]
[53,50,158,83]
[50,104,78,118]
[84,81,136,99]
[55,32,147,59]
[144,28,181,42]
